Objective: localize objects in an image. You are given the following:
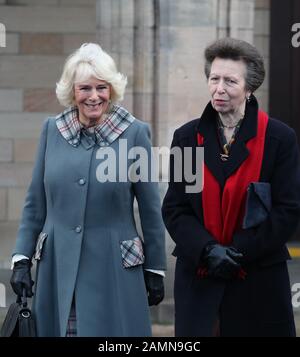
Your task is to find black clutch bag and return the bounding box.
[0,290,36,337]
[242,182,271,229]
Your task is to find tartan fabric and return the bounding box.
[55,105,135,147]
[66,299,77,337]
[120,237,145,268]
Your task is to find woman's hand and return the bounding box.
[203,243,243,280]
[10,259,34,297]
[144,271,164,306]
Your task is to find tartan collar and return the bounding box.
[55,105,135,147]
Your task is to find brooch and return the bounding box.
[220,153,229,162]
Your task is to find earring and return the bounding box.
[246,94,251,102]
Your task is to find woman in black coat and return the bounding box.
[162,38,300,337]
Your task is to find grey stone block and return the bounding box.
[134,0,154,28]
[0,89,23,112]
[0,112,49,139]
[60,0,96,6]
[0,55,65,88]
[0,188,7,221]
[14,138,38,163]
[0,163,33,188]
[0,221,20,263]
[0,139,13,162]
[0,33,19,54]
[1,6,96,33]
[254,9,270,36]
[6,0,59,5]
[254,34,270,58]
[120,0,134,27]
[159,0,217,27]
[8,187,27,221]
[160,26,217,52]
[63,34,97,54]
[255,0,270,10]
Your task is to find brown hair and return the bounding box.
[204,38,265,92]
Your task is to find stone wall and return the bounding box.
[0,0,270,325]
[0,0,96,267]
[253,0,270,111]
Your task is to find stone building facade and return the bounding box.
[0,0,271,323]
[0,0,97,266]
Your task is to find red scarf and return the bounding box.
[197,110,268,246]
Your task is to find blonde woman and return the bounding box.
[10,43,166,337]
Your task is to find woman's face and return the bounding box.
[208,58,250,115]
[74,77,111,127]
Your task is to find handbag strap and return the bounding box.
[16,288,28,308]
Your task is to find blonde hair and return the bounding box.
[56,43,127,107]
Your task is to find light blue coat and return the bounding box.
[13,113,166,336]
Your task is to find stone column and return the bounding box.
[97,0,134,113]
[156,0,218,156]
[253,0,270,111]
[97,0,157,134]
[217,0,255,42]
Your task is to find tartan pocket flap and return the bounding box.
[120,237,145,268]
[34,232,48,261]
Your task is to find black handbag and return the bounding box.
[0,290,36,337]
[242,182,271,229]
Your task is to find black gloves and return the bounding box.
[203,243,243,280]
[10,259,34,297]
[144,271,164,306]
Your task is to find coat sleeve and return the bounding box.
[232,126,300,263]
[13,118,49,258]
[161,129,216,269]
[132,122,166,270]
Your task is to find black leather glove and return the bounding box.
[203,243,243,280]
[10,259,34,297]
[144,271,164,306]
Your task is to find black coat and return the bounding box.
[162,98,300,337]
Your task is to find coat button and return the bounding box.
[75,225,82,233]
[78,178,86,185]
